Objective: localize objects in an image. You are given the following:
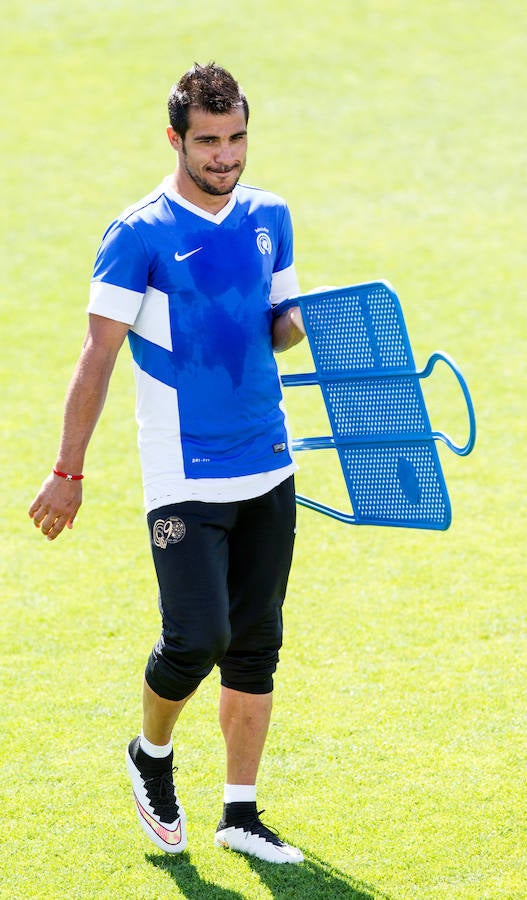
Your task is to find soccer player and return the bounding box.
[29,62,306,864]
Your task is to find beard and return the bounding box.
[181,145,245,196]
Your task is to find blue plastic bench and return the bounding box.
[274,281,476,530]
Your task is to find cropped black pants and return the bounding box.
[144,476,296,701]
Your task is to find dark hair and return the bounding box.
[168,62,249,138]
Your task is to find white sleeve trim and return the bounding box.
[88,281,144,325]
[270,264,300,306]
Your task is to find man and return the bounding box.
[29,63,305,864]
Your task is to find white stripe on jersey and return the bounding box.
[131,286,173,351]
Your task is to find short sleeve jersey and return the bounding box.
[88,178,300,511]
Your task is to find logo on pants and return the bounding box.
[152,516,186,549]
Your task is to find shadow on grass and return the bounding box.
[147,852,244,899]
[147,849,394,899]
[246,850,393,899]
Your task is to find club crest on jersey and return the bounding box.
[152,516,186,549]
[255,227,272,255]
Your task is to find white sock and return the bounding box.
[139,731,173,758]
[224,783,257,804]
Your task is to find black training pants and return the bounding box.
[144,476,296,701]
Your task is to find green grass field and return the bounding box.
[2,1,525,897]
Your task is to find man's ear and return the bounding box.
[166,126,182,150]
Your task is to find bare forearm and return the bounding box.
[27,350,110,542]
[272,306,306,353]
[55,346,114,472]
[55,315,129,470]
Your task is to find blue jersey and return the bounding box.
[88,178,299,510]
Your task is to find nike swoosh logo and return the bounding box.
[133,793,183,846]
[174,247,203,262]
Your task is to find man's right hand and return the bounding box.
[29,471,83,540]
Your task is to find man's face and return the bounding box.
[169,106,248,203]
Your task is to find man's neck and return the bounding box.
[170,172,233,215]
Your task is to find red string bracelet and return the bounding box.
[53,468,84,481]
